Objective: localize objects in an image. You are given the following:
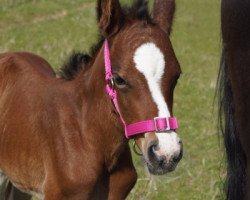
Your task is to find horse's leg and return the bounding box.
[7,183,32,200]
[0,174,8,199]
[107,147,137,200]
[0,173,32,200]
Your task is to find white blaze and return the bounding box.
[133,43,181,157]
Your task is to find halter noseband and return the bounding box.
[104,39,179,139]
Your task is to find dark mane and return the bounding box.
[59,0,152,80]
[59,53,90,80]
[59,37,104,80]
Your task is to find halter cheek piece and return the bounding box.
[104,39,179,139]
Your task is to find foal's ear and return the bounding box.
[153,0,176,35]
[97,0,123,36]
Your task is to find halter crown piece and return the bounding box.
[104,39,179,139]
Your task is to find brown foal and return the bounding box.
[0,0,182,199]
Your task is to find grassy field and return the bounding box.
[0,0,223,199]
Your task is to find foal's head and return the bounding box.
[97,0,182,175]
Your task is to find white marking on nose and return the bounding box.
[133,43,181,157]
[156,131,181,158]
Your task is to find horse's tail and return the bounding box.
[218,49,247,200]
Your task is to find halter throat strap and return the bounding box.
[104,39,179,139]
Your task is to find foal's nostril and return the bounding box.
[148,141,158,151]
[148,142,158,156]
[148,142,161,160]
[152,144,160,153]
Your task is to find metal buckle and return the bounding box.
[154,117,170,132]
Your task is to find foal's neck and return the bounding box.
[72,46,128,166]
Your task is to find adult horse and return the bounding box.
[0,0,182,199]
[219,0,250,199]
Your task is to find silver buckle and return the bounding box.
[154,117,170,132]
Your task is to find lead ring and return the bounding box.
[110,78,115,89]
[133,141,143,156]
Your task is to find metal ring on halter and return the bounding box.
[109,78,115,90]
[133,141,143,156]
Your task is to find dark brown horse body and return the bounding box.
[220,0,250,199]
[0,0,182,199]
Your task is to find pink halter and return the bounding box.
[104,39,179,139]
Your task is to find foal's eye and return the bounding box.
[113,75,127,88]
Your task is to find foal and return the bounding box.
[0,0,182,199]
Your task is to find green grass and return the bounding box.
[0,0,224,199]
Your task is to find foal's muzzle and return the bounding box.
[147,140,183,175]
[137,131,182,175]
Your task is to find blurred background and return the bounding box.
[0,0,223,199]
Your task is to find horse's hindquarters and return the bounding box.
[0,53,56,198]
